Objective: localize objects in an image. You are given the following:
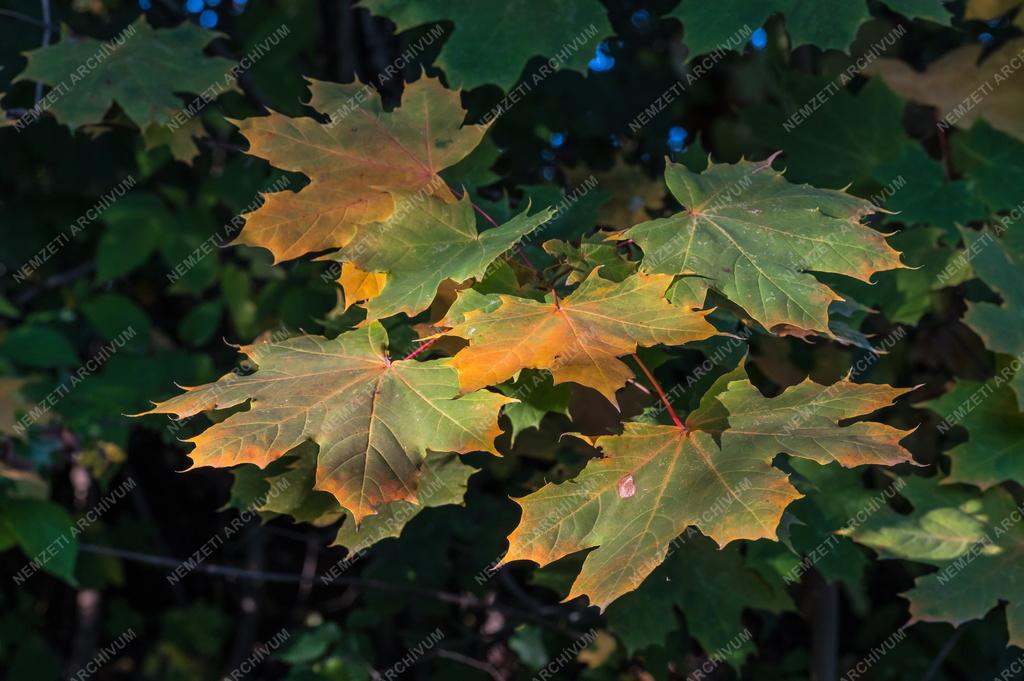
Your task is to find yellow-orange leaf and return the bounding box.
[338,263,387,311]
[232,76,488,263]
[439,271,718,404]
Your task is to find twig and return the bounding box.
[14,261,96,306]
[81,542,474,605]
[435,650,504,681]
[0,8,51,29]
[921,627,963,681]
[632,353,685,430]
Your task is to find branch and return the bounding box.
[0,8,51,29]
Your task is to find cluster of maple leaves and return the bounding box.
[133,72,926,613]
[9,0,1024,666]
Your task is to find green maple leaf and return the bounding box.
[741,77,905,189]
[257,444,345,526]
[618,157,905,333]
[952,121,1024,212]
[14,18,237,158]
[141,323,510,523]
[960,227,1024,408]
[824,226,971,325]
[843,475,1024,648]
[924,379,1024,488]
[785,459,899,585]
[362,0,613,90]
[332,453,474,554]
[331,195,554,320]
[671,0,870,55]
[882,0,954,23]
[542,236,637,285]
[606,533,792,669]
[871,145,986,238]
[495,370,572,445]
[503,370,915,608]
[670,1,947,58]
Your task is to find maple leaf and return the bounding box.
[331,195,555,320]
[13,18,237,159]
[252,444,346,526]
[952,121,1024,212]
[232,75,487,263]
[606,534,792,668]
[740,77,906,189]
[923,380,1024,488]
[495,370,572,445]
[870,145,986,237]
[241,445,474,553]
[337,263,388,312]
[617,157,904,333]
[842,475,1024,648]
[672,0,869,57]
[438,270,718,405]
[957,229,1024,410]
[868,38,1024,142]
[825,226,970,326]
[140,323,510,522]
[361,0,614,90]
[332,453,474,554]
[671,1,947,59]
[502,371,915,608]
[543,237,637,285]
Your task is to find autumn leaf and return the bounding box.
[503,370,915,608]
[13,17,238,160]
[140,323,510,522]
[617,157,904,333]
[337,263,388,312]
[331,453,475,554]
[842,475,1024,648]
[439,270,718,404]
[232,75,487,263]
[331,194,555,320]
[868,38,1024,142]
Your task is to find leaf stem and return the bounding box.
[632,353,685,431]
[403,336,440,360]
